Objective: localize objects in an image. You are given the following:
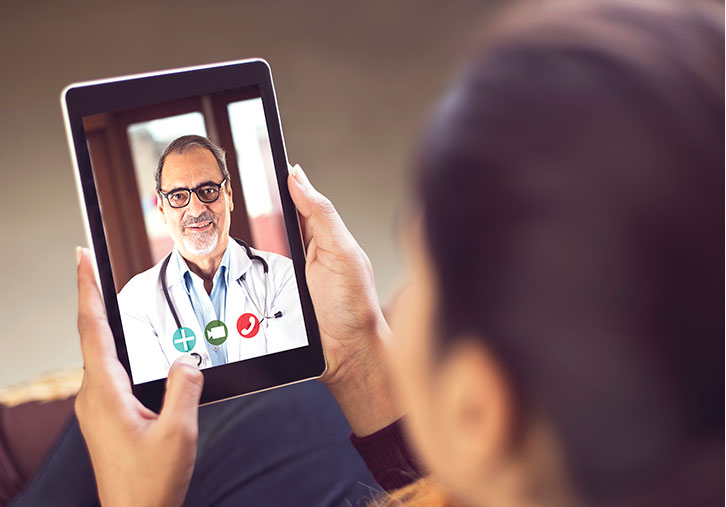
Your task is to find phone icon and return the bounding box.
[237,313,260,338]
[242,316,255,334]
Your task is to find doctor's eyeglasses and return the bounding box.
[159,179,227,208]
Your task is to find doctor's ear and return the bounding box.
[227,183,234,212]
[157,193,167,223]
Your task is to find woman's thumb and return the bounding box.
[159,355,204,427]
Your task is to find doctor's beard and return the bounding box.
[181,211,218,256]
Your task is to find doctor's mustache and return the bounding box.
[181,211,217,231]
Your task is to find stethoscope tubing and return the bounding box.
[159,238,275,332]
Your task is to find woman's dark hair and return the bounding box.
[417,1,723,505]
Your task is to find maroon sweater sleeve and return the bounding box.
[349,418,423,491]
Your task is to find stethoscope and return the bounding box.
[160,238,283,365]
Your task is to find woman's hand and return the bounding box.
[287,164,403,435]
[75,248,204,507]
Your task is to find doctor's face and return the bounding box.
[157,147,233,262]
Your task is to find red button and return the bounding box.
[237,313,260,338]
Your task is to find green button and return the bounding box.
[205,320,228,346]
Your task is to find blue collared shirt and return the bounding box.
[175,246,231,366]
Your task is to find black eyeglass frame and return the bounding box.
[159,178,227,208]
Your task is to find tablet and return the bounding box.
[62,59,325,411]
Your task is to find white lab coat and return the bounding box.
[117,240,307,384]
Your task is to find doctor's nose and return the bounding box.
[186,191,208,215]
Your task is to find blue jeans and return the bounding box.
[10,381,379,507]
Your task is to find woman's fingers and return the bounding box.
[77,247,118,374]
[76,247,136,410]
[287,163,356,253]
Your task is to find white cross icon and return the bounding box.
[174,328,195,352]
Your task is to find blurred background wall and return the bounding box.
[0,0,499,387]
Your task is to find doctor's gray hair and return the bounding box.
[155,135,231,192]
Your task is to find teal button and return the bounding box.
[172,327,196,353]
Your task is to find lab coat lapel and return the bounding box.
[226,240,251,362]
[227,241,268,361]
[226,281,243,362]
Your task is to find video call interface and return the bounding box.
[82,86,308,385]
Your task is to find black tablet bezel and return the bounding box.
[62,59,325,412]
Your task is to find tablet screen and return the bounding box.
[80,84,308,385]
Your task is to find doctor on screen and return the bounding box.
[117,135,307,384]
